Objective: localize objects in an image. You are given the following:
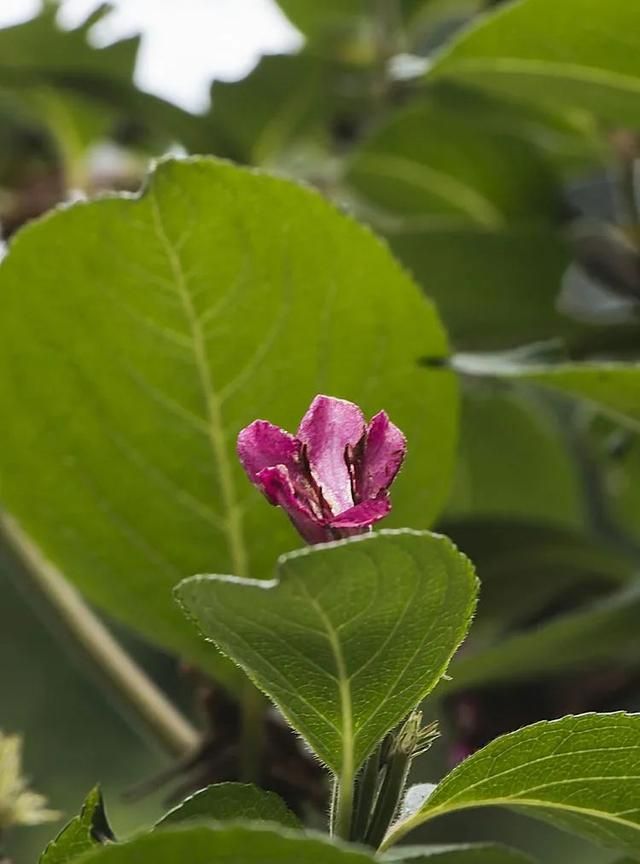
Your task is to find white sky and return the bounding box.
[0,0,302,112]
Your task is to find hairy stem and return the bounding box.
[1,513,199,759]
[333,775,355,841]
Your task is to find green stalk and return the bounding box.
[350,738,387,841]
[333,776,355,841]
[239,681,264,782]
[1,513,199,759]
[364,748,411,848]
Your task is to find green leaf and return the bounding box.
[447,585,640,692]
[40,786,113,864]
[427,0,640,125]
[201,54,333,165]
[388,227,570,350]
[442,518,631,633]
[176,530,478,777]
[452,355,640,433]
[446,388,581,528]
[384,713,640,857]
[0,157,455,682]
[276,0,363,39]
[156,783,299,830]
[0,5,196,151]
[77,823,374,864]
[347,90,564,229]
[384,844,536,863]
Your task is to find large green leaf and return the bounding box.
[176,530,478,777]
[385,845,535,863]
[384,713,640,857]
[447,585,640,692]
[427,0,640,125]
[452,356,640,433]
[76,824,374,864]
[156,784,299,830]
[0,157,455,681]
[40,787,113,864]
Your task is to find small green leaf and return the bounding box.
[384,713,640,857]
[40,786,113,864]
[0,156,455,683]
[76,823,375,864]
[176,530,478,778]
[384,844,536,863]
[156,783,299,830]
[452,355,640,432]
[428,0,640,125]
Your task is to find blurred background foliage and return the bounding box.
[1,1,640,862]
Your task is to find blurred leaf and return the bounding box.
[428,0,640,125]
[388,227,570,350]
[442,518,631,633]
[177,531,478,774]
[384,844,536,862]
[0,157,456,685]
[77,823,376,863]
[200,53,359,165]
[446,388,581,528]
[156,784,299,830]
[347,90,565,228]
[40,786,113,864]
[0,5,198,154]
[276,0,363,42]
[385,713,640,856]
[452,355,640,432]
[447,584,640,692]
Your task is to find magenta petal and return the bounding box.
[360,411,406,499]
[237,420,299,484]
[329,496,391,529]
[297,395,365,514]
[255,466,329,544]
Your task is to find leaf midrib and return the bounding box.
[150,188,249,579]
[299,578,355,791]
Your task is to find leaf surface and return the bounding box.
[177,530,478,775]
[156,784,299,830]
[77,824,375,864]
[0,157,455,680]
[452,355,640,432]
[385,713,640,857]
[385,845,535,863]
[428,0,640,125]
[40,787,113,864]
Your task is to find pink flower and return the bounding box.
[237,395,406,544]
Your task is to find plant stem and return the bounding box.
[333,776,355,840]
[351,738,387,841]
[372,0,401,106]
[239,679,264,782]
[1,512,200,759]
